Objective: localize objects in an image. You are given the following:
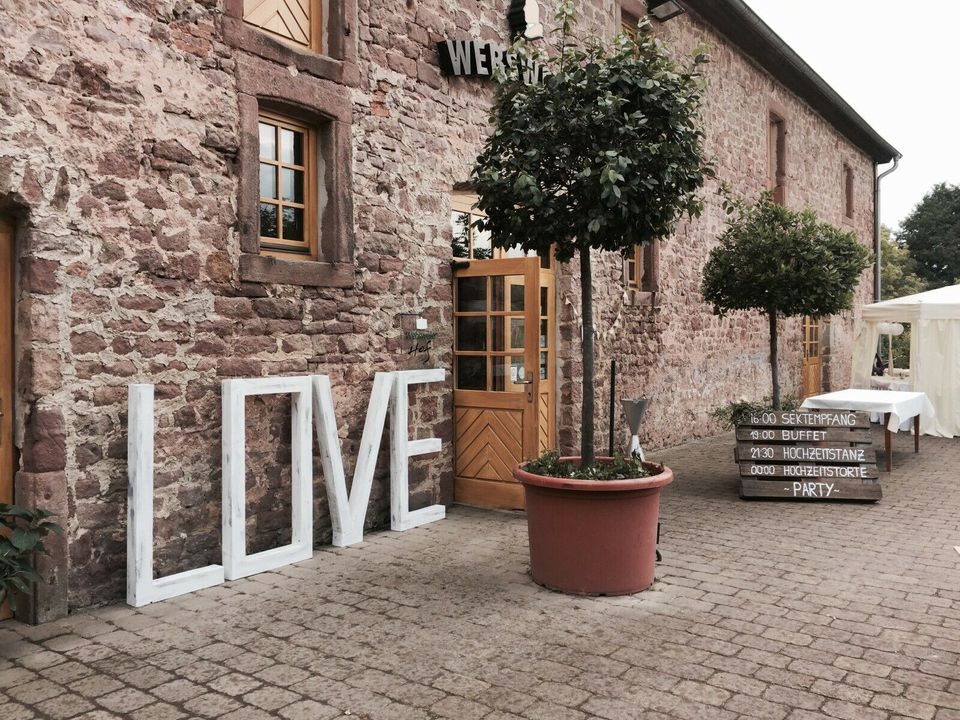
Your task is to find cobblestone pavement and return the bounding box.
[2,428,959,720]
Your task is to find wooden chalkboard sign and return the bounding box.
[735,410,881,502]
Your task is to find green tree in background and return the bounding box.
[880,225,926,300]
[701,195,871,410]
[899,183,960,287]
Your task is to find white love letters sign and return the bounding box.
[127,371,445,607]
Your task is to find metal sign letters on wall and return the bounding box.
[437,40,549,84]
[127,370,445,607]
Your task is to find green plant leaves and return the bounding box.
[0,503,63,602]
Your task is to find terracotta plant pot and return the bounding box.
[513,458,673,595]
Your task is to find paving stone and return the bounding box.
[183,692,244,718]
[34,692,96,719]
[94,688,154,713]
[278,700,341,720]
[241,685,301,711]
[151,678,207,703]
[7,678,66,704]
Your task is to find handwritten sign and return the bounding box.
[735,410,881,502]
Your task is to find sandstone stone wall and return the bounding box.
[0,0,877,611]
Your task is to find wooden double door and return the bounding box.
[453,257,555,509]
[1,217,14,620]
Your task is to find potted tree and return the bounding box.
[701,194,871,410]
[472,6,713,594]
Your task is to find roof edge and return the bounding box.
[680,0,900,164]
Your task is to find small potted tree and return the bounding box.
[472,6,713,594]
[701,194,871,410]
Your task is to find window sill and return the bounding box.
[625,289,660,308]
[223,17,360,87]
[239,254,354,287]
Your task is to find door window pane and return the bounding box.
[540,287,548,315]
[456,317,486,351]
[472,224,493,260]
[540,351,549,380]
[540,319,548,348]
[492,356,526,392]
[451,212,470,258]
[456,356,486,390]
[457,277,486,312]
[509,318,525,349]
[491,276,523,312]
[491,316,504,352]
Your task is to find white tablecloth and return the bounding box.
[801,389,936,433]
[867,378,913,428]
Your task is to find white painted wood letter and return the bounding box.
[313,373,394,547]
[222,376,314,580]
[127,384,224,607]
[390,369,446,532]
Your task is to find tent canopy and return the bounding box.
[853,283,960,438]
[862,283,960,322]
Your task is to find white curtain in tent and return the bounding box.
[852,284,960,437]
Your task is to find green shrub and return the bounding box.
[0,504,63,606]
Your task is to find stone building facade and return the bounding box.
[0,0,896,619]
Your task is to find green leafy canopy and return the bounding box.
[471,7,714,262]
[701,195,871,319]
[898,183,960,287]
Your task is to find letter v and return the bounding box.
[312,373,395,547]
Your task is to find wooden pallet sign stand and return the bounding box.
[736,410,881,502]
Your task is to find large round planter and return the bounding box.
[513,458,673,595]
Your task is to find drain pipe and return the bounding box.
[874,154,902,302]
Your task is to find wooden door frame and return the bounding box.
[801,316,822,398]
[452,256,553,508]
[0,215,14,620]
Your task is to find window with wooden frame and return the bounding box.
[451,191,551,267]
[243,0,322,53]
[843,163,854,220]
[258,112,317,259]
[625,241,660,297]
[768,113,786,205]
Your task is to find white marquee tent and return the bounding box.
[852,284,960,437]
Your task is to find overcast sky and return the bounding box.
[742,0,960,232]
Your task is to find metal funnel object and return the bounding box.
[621,398,650,436]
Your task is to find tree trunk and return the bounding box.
[580,248,595,466]
[768,310,781,410]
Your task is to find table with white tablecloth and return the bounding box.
[801,390,936,471]
[868,377,913,428]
